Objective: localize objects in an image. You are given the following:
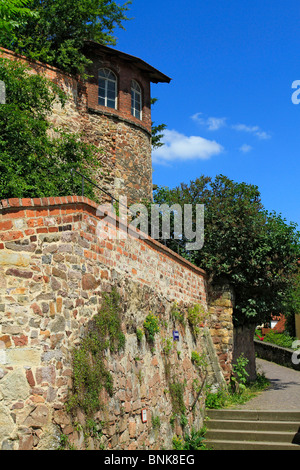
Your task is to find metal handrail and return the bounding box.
[71,168,114,205]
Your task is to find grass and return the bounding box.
[205,371,270,409]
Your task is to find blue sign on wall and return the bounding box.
[173,330,179,341]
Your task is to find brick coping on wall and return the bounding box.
[0,196,207,279]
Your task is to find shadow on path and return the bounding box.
[235,358,300,411]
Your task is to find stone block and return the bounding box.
[6,348,40,366]
[0,403,16,443]
[24,405,50,427]
[0,252,31,267]
[0,368,29,401]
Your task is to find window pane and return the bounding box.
[106,71,115,80]
[107,99,116,109]
[98,69,117,109]
[107,89,116,100]
[131,82,142,120]
[107,80,116,92]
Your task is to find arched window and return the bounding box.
[131,80,142,120]
[98,68,117,109]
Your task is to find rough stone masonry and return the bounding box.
[0,197,233,450]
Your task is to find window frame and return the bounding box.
[131,80,142,120]
[98,68,118,110]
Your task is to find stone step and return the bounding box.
[204,439,300,450]
[205,428,299,443]
[206,409,300,422]
[204,409,300,451]
[207,418,300,432]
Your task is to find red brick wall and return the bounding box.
[85,50,152,134]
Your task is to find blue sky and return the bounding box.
[115,0,300,228]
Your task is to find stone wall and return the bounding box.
[254,339,300,371]
[207,284,234,384]
[0,197,233,450]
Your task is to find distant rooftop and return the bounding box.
[84,41,171,84]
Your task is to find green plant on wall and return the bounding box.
[168,378,187,430]
[187,304,206,338]
[152,415,161,430]
[66,288,125,417]
[136,328,143,343]
[191,350,207,369]
[162,338,173,356]
[170,302,186,327]
[143,313,160,345]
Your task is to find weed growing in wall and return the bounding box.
[136,328,143,343]
[170,302,186,327]
[152,415,161,430]
[162,338,173,356]
[191,350,207,369]
[143,313,160,346]
[164,357,187,431]
[169,379,187,418]
[187,304,206,338]
[66,288,125,417]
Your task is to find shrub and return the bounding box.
[263,330,297,349]
[205,388,228,409]
[172,427,207,450]
[0,58,102,200]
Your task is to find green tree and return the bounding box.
[0,0,132,76]
[0,58,102,199]
[151,98,167,149]
[0,0,36,32]
[153,175,300,373]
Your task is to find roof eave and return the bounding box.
[83,40,171,84]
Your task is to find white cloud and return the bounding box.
[207,117,227,131]
[232,123,271,140]
[191,112,271,140]
[191,113,227,131]
[152,129,224,165]
[239,144,253,153]
[255,131,271,140]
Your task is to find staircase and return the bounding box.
[204,409,300,450]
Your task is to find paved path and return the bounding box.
[235,358,300,411]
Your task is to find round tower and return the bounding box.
[82,42,171,205]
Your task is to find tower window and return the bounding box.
[131,80,142,120]
[98,68,117,109]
